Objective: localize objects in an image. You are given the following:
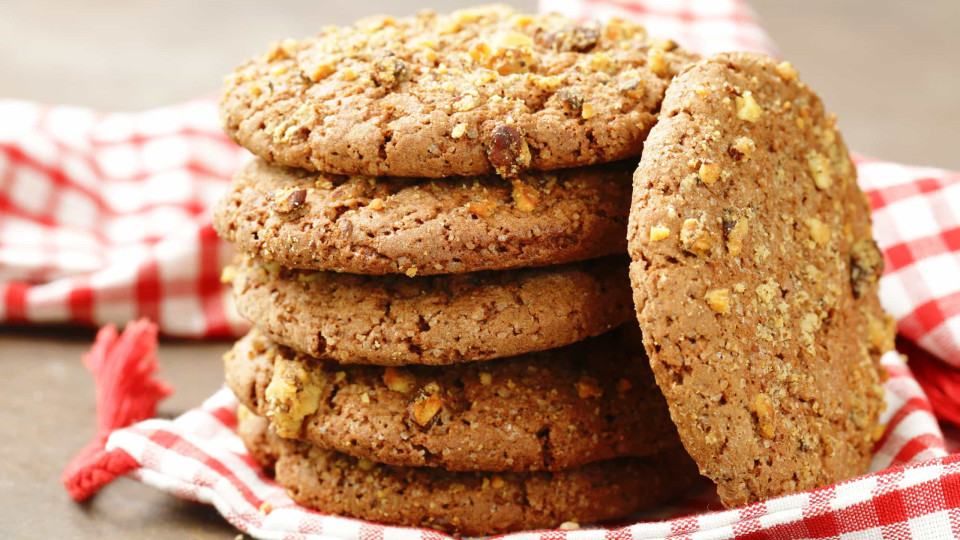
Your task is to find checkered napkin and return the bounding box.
[4,0,958,538]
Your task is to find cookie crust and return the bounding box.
[214,158,632,275]
[225,328,681,473]
[238,408,698,536]
[627,53,894,507]
[219,5,697,178]
[229,255,632,365]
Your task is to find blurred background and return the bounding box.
[1,0,958,169]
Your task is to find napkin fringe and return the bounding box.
[62,319,173,502]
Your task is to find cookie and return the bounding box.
[220,6,697,179]
[627,52,895,507]
[238,407,698,536]
[228,254,632,365]
[214,158,632,275]
[224,328,682,472]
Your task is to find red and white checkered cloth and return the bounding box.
[5,0,960,538]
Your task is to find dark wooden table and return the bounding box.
[1,1,957,538]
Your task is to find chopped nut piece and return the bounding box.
[618,77,644,94]
[559,522,580,531]
[775,61,799,81]
[261,260,281,275]
[220,265,237,284]
[647,47,666,76]
[728,136,756,160]
[530,74,561,91]
[383,367,416,394]
[269,187,307,214]
[511,180,539,212]
[722,211,750,257]
[452,92,481,112]
[371,53,408,88]
[451,123,468,139]
[754,394,776,439]
[581,103,596,119]
[357,458,376,471]
[487,124,531,178]
[755,280,778,304]
[575,376,603,398]
[649,224,671,242]
[850,239,884,298]
[556,87,584,110]
[483,40,536,75]
[698,162,721,185]
[735,92,761,122]
[409,384,443,427]
[541,24,600,52]
[368,197,385,211]
[405,266,418,277]
[681,218,713,256]
[310,63,337,82]
[490,475,505,489]
[805,217,830,245]
[265,356,324,438]
[479,372,493,385]
[466,200,496,217]
[867,313,896,354]
[806,150,833,190]
[705,288,731,314]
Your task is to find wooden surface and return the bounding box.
[0,1,957,538]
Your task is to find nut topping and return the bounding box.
[487,124,531,178]
[269,187,307,214]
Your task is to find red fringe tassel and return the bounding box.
[62,319,174,502]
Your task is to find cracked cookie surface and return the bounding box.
[214,157,633,275]
[626,52,895,507]
[225,328,682,473]
[238,408,698,536]
[228,255,632,365]
[220,5,697,178]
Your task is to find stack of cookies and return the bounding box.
[213,3,897,535]
[213,6,701,535]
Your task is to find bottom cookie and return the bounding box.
[239,407,699,536]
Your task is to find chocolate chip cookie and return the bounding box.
[627,52,895,507]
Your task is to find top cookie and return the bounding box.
[627,53,895,507]
[220,5,697,178]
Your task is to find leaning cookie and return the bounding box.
[238,408,698,536]
[214,158,631,275]
[225,328,681,472]
[627,52,895,507]
[227,255,632,365]
[220,6,697,179]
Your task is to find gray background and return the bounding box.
[1,1,957,538]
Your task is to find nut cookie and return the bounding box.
[238,408,698,536]
[225,328,682,472]
[215,158,632,275]
[626,53,895,507]
[228,255,632,365]
[220,5,697,178]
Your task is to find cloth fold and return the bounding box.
[2,0,957,538]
